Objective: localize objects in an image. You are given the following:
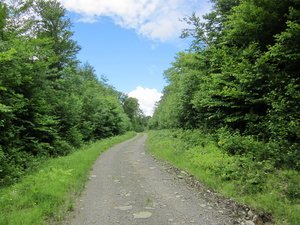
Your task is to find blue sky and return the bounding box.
[59,0,212,115]
[70,15,179,94]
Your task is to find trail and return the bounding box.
[66,133,235,225]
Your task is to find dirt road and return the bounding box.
[66,133,236,225]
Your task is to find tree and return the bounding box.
[224,0,295,50]
[0,0,132,185]
[0,2,8,40]
[34,0,81,74]
[0,0,63,184]
[122,96,140,121]
[152,0,300,169]
[120,95,146,132]
[181,0,240,50]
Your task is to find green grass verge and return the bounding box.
[146,130,300,225]
[0,132,136,225]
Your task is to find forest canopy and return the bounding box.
[149,0,300,170]
[0,0,144,186]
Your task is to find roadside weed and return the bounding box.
[146,130,300,225]
[0,132,136,225]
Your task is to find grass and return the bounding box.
[146,130,300,225]
[0,131,136,225]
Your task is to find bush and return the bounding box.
[281,171,300,203]
[217,129,282,164]
[148,129,300,224]
[52,140,73,157]
[0,150,36,186]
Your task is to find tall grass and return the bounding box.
[146,130,300,225]
[0,132,136,225]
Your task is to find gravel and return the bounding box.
[65,133,273,225]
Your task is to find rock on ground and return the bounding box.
[65,133,254,225]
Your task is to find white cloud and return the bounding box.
[59,0,212,42]
[128,86,163,116]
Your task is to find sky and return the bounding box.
[58,0,213,116]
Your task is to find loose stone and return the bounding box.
[133,211,152,219]
[245,221,255,225]
[248,210,254,218]
[114,205,133,211]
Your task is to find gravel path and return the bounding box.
[66,133,237,225]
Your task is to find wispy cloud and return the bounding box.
[59,0,212,42]
[128,86,163,116]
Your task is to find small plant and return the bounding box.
[146,129,300,225]
[146,196,152,206]
[282,171,300,203]
[0,132,136,225]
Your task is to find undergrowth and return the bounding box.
[0,131,136,225]
[146,129,300,225]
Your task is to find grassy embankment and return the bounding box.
[146,130,300,225]
[0,132,136,225]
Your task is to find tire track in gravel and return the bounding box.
[65,133,236,225]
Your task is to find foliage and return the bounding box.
[0,0,132,186]
[0,132,136,225]
[150,0,300,170]
[146,130,300,224]
[120,94,148,132]
[33,0,81,73]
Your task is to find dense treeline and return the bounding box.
[0,0,143,186]
[150,0,300,170]
[121,94,150,132]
